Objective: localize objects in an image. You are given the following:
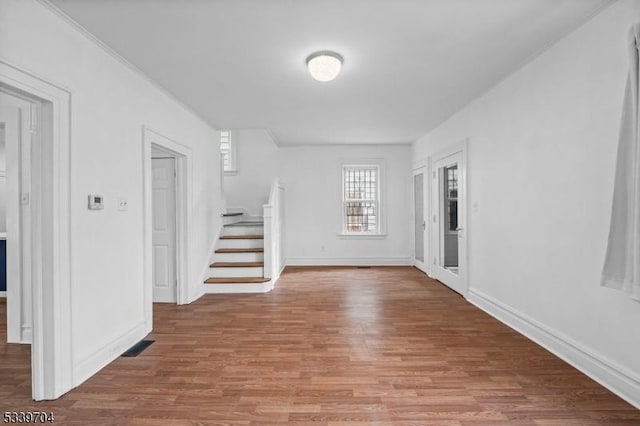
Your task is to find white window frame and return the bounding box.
[339,159,387,238]
[219,129,237,175]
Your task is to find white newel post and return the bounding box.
[263,204,273,280]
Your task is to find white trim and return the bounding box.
[73,321,148,387]
[467,288,640,409]
[286,257,412,266]
[0,291,6,298]
[143,127,192,308]
[0,60,73,401]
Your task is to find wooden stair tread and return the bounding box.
[224,221,264,227]
[221,212,243,217]
[215,248,264,253]
[220,235,264,240]
[210,262,264,268]
[204,277,269,284]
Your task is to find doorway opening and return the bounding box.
[1,88,36,345]
[0,61,73,401]
[143,127,191,317]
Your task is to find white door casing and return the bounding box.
[152,157,177,303]
[431,141,468,296]
[143,126,192,311]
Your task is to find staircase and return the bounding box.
[204,213,272,293]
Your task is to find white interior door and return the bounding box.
[152,157,177,303]
[432,150,466,295]
[413,166,428,273]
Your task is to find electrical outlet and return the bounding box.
[117,198,128,211]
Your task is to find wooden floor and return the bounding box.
[1,266,638,425]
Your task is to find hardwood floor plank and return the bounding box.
[0,267,638,424]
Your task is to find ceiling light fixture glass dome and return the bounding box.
[306,51,343,82]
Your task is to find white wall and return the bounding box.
[414,0,640,406]
[224,129,278,216]
[281,144,412,265]
[0,0,222,386]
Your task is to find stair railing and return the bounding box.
[263,178,285,281]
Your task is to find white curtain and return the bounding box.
[602,23,640,301]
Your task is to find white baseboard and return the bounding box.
[192,285,206,301]
[73,321,150,388]
[0,291,6,298]
[467,288,640,409]
[286,257,412,266]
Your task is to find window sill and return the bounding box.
[224,170,238,176]
[337,232,387,240]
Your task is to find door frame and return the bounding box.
[142,126,191,311]
[0,61,73,400]
[429,139,469,297]
[412,160,430,275]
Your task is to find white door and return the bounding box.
[152,157,177,303]
[432,150,466,295]
[0,95,33,344]
[413,166,428,273]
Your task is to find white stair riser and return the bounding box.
[218,239,264,249]
[223,226,264,236]
[214,252,264,262]
[222,216,244,226]
[210,267,264,278]
[204,282,272,294]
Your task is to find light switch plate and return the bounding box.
[117,197,128,211]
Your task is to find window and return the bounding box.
[219,129,236,173]
[342,165,380,233]
[444,165,458,232]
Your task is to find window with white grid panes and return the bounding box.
[343,166,379,233]
[219,130,235,172]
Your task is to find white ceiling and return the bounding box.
[48,0,613,145]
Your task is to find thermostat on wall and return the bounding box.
[88,194,104,210]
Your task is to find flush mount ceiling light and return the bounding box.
[306,51,343,82]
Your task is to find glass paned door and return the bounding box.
[413,167,428,273]
[432,150,466,295]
